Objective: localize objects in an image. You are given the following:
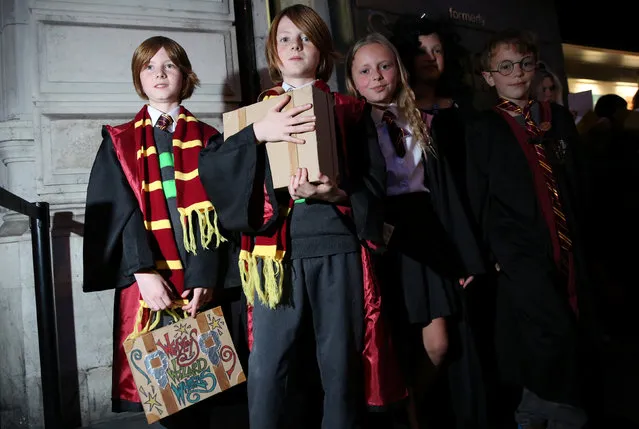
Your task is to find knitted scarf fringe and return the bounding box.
[238,250,284,309]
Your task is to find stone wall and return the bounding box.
[0,0,255,427]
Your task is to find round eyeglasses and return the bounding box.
[489,56,536,76]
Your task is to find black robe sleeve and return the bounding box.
[427,152,486,276]
[83,129,154,292]
[341,107,387,245]
[176,132,241,291]
[552,104,590,226]
[183,233,241,290]
[183,175,241,290]
[182,217,221,290]
[465,113,494,262]
[199,127,280,234]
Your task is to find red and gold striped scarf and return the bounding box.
[238,81,331,309]
[238,203,291,309]
[238,82,293,309]
[134,105,224,292]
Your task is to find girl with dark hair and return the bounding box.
[389,16,496,429]
[390,15,473,195]
[391,16,471,103]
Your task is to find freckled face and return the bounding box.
[139,47,183,107]
[275,16,321,82]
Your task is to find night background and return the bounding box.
[555,1,637,52]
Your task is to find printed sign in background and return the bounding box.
[124,307,246,424]
[328,0,567,109]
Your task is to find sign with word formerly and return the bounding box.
[124,307,246,424]
[448,7,485,26]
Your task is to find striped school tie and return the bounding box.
[498,98,573,277]
[156,113,173,131]
[382,110,407,158]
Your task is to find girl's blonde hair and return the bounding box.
[345,33,435,156]
[533,64,564,106]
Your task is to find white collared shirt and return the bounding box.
[281,80,316,92]
[371,104,428,196]
[147,105,180,133]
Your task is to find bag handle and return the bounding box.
[125,299,189,341]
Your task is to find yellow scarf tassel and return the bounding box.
[238,250,284,309]
[260,257,284,309]
[179,204,227,255]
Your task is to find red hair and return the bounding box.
[265,5,338,83]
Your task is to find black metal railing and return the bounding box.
[0,187,62,429]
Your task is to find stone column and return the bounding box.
[0,124,35,236]
[0,1,40,427]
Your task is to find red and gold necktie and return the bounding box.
[533,143,573,266]
[497,98,541,138]
[498,98,573,277]
[381,110,407,158]
[156,113,174,131]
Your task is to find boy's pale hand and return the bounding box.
[134,272,174,311]
[181,288,213,318]
[252,96,316,144]
[288,168,347,203]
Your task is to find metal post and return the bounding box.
[30,202,62,429]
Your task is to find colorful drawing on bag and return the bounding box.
[206,311,224,333]
[156,322,200,367]
[153,322,217,406]
[140,385,164,415]
[199,329,222,365]
[125,307,246,422]
[145,348,170,389]
[130,348,151,385]
[220,344,237,378]
[204,313,238,377]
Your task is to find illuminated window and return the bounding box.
[567,78,638,107]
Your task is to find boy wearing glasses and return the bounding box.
[466,30,589,429]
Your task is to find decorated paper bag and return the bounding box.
[123,306,246,424]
